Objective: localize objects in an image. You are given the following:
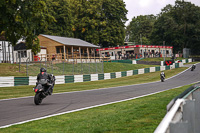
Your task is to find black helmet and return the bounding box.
[40,68,46,72]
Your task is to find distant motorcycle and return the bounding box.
[191,64,196,71]
[33,74,55,105]
[160,72,165,82]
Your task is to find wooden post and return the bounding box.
[87,48,89,59]
[63,45,66,61]
[79,47,81,63]
[94,48,96,63]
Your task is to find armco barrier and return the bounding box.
[65,75,74,83]
[0,59,192,87]
[91,74,98,81]
[14,77,29,86]
[74,75,83,83]
[156,66,160,71]
[127,70,133,76]
[133,69,138,75]
[144,68,150,73]
[0,77,14,87]
[83,75,91,82]
[55,76,65,84]
[138,68,144,74]
[98,74,104,80]
[154,83,200,133]
[111,73,116,79]
[121,71,127,77]
[104,73,111,80]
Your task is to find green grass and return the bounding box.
[104,63,158,73]
[0,62,158,76]
[0,67,187,100]
[0,83,192,133]
[141,57,185,61]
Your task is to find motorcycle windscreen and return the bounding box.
[38,79,48,85]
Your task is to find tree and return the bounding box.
[151,0,200,54]
[99,0,128,47]
[71,0,128,47]
[37,0,73,37]
[0,0,54,54]
[126,15,156,45]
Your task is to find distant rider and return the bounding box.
[37,68,53,95]
[160,71,165,79]
[192,64,196,70]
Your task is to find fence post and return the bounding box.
[102,59,104,73]
[95,57,97,73]
[26,58,29,77]
[63,60,64,75]
[19,53,21,72]
[81,54,83,74]
[45,57,47,70]
[73,54,74,75]
[51,61,53,74]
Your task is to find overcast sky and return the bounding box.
[124,0,200,25]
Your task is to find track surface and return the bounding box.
[0,64,200,128]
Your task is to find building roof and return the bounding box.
[40,34,99,48]
[14,42,27,50]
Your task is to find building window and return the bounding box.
[18,50,27,58]
[56,47,60,53]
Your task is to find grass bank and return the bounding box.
[0,67,188,100]
[0,84,192,133]
[0,62,158,76]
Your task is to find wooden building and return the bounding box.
[38,34,99,61]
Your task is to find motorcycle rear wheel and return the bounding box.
[34,93,43,105]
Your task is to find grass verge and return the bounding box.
[0,62,158,76]
[0,67,188,100]
[0,84,193,133]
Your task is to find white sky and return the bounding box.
[124,0,200,25]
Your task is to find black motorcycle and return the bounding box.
[33,74,55,105]
[191,64,196,71]
[160,73,165,82]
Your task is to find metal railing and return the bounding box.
[15,53,112,76]
[154,83,200,133]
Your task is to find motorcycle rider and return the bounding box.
[191,64,196,71]
[160,71,165,81]
[36,68,53,95]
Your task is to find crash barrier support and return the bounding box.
[0,77,14,87]
[0,61,190,87]
[154,83,200,133]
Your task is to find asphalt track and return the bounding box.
[0,63,200,128]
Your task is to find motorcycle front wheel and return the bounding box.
[34,93,43,105]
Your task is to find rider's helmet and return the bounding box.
[161,71,164,75]
[40,68,46,73]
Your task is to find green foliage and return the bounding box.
[71,0,127,47]
[37,0,73,37]
[151,0,200,54]
[126,0,200,54]
[1,0,127,52]
[0,0,55,53]
[126,15,156,45]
